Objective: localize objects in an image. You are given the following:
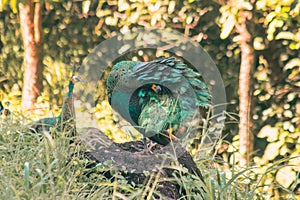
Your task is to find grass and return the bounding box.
[1,116,298,200]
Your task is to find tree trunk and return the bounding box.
[236,9,255,167]
[19,0,43,109]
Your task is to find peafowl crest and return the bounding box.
[30,65,84,138]
[107,57,211,147]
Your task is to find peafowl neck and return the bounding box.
[62,80,75,118]
[67,80,75,97]
[58,79,76,132]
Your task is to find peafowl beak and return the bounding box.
[71,76,84,83]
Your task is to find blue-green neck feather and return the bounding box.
[67,80,75,97]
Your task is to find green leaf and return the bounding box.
[257,125,279,142]
[283,58,300,70]
[220,14,236,39]
[267,19,284,40]
[275,31,295,40]
[289,42,300,50]
[82,0,90,15]
[263,142,283,160]
[0,0,8,12]
[265,12,276,24]
[24,162,30,188]
[10,0,17,13]
[242,2,253,10]
[276,166,296,188]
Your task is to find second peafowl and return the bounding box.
[30,66,84,137]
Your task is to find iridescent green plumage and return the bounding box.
[31,66,83,136]
[107,57,211,146]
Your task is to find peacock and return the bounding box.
[107,57,211,148]
[0,101,10,116]
[30,65,84,137]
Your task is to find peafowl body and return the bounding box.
[0,101,10,116]
[107,57,211,146]
[30,67,83,136]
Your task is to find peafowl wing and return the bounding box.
[107,57,211,146]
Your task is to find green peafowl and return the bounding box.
[107,57,211,148]
[0,101,10,116]
[30,66,84,137]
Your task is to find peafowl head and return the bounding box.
[0,101,10,116]
[107,60,141,104]
[71,75,84,84]
[67,75,84,97]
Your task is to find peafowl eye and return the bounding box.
[107,57,211,150]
